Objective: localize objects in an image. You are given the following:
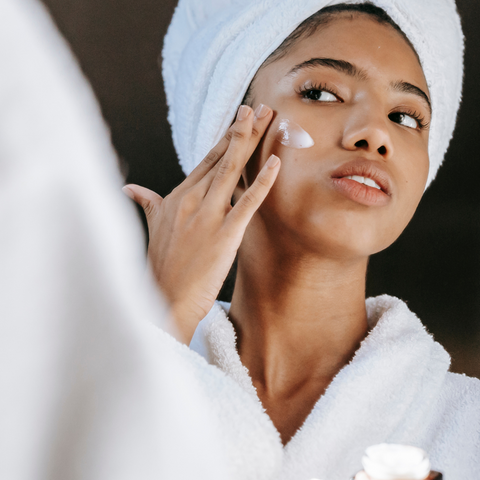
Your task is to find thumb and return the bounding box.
[122,184,163,217]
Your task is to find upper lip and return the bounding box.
[330,159,392,195]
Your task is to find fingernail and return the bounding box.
[237,105,250,121]
[122,185,134,199]
[254,104,270,120]
[266,155,280,168]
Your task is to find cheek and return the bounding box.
[261,116,317,160]
[254,149,325,238]
[395,145,430,222]
[370,148,429,252]
[246,113,324,188]
[254,113,338,186]
[258,101,339,159]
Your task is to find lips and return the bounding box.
[330,159,392,207]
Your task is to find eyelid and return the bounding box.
[389,108,430,130]
[391,101,431,123]
[296,81,344,102]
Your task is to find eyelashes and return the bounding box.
[295,81,430,131]
[389,109,430,130]
[296,82,340,102]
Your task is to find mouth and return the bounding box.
[330,160,392,207]
[342,175,382,190]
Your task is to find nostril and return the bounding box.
[355,139,368,148]
[378,145,387,155]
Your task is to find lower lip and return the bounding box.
[332,178,390,207]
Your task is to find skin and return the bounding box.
[124,105,280,341]
[229,13,430,445]
[125,13,431,446]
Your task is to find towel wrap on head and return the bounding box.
[162,0,464,187]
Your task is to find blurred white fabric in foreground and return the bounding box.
[0,0,227,478]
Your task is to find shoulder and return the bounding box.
[427,372,480,475]
[156,328,283,479]
[434,372,480,445]
[437,372,480,437]
[441,371,480,413]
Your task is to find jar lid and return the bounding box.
[362,444,431,480]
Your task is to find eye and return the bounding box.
[304,89,338,102]
[389,112,421,130]
[297,82,341,103]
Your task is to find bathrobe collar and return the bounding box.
[190,294,452,479]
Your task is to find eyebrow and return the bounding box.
[391,80,432,115]
[287,57,432,114]
[287,57,368,81]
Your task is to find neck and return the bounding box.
[229,245,369,396]
[228,225,370,445]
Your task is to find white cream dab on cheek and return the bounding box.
[276,119,314,149]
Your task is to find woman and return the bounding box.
[124,1,480,478]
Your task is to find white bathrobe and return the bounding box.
[191,295,480,480]
[0,1,258,479]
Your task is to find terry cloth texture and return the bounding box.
[191,295,480,480]
[163,0,464,187]
[0,1,233,478]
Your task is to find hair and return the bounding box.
[242,2,414,106]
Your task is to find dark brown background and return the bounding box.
[40,0,480,377]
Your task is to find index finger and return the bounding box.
[182,104,273,189]
[183,135,231,188]
[204,104,274,202]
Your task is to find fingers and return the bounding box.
[122,184,163,218]
[205,106,253,199]
[184,104,273,192]
[195,157,223,197]
[227,154,281,230]
[183,135,231,188]
[206,104,272,201]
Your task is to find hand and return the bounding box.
[123,104,280,344]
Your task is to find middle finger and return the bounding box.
[204,104,273,202]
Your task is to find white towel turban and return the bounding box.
[163,0,464,187]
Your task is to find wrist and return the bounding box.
[169,302,206,345]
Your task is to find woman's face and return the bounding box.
[241,14,431,260]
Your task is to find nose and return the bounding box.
[341,106,394,160]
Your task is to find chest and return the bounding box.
[254,377,331,446]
